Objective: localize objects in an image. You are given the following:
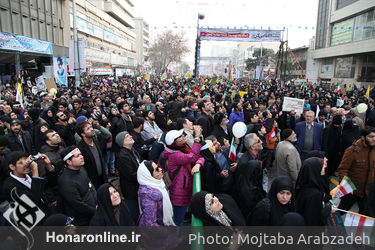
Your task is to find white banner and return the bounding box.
[69,38,86,74]
[199,28,281,42]
[282,97,305,115]
[88,68,113,75]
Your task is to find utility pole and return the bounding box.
[73,0,80,88]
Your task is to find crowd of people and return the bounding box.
[0,73,375,232]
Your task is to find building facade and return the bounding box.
[314,0,375,88]
[133,17,149,69]
[0,0,70,78]
[73,0,137,76]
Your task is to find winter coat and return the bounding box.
[275,140,302,182]
[138,185,164,226]
[229,110,244,126]
[338,137,375,198]
[196,113,215,139]
[163,142,204,207]
[211,124,233,146]
[6,130,35,155]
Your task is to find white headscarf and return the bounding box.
[137,161,175,226]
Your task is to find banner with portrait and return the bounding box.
[53,56,68,87]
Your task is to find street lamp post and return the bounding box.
[72,0,80,88]
[194,13,204,83]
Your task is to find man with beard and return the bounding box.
[154,101,168,131]
[40,129,66,173]
[275,129,301,183]
[76,121,107,190]
[58,146,97,225]
[141,110,162,141]
[54,111,76,146]
[338,126,375,215]
[115,131,142,222]
[197,99,215,138]
[110,101,134,153]
[229,101,244,126]
[6,119,34,154]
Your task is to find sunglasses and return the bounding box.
[176,136,185,142]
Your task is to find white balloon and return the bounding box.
[232,122,247,138]
[357,103,368,114]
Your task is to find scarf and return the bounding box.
[204,194,232,227]
[169,141,192,154]
[137,161,175,226]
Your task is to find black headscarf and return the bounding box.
[268,176,295,225]
[200,148,222,193]
[43,214,73,226]
[93,183,135,226]
[280,212,305,226]
[190,191,245,227]
[295,157,330,202]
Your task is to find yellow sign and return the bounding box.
[187,72,191,78]
[239,91,248,97]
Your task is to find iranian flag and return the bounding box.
[345,213,375,245]
[229,137,236,162]
[337,84,341,94]
[330,176,356,199]
[345,213,375,227]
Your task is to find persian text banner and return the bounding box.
[199,28,281,42]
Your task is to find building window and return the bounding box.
[336,0,358,10]
[353,9,375,42]
[321,58,333,74]
[335,56,356,78]
[330,9,375,46]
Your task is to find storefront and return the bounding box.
[0,31,53,81]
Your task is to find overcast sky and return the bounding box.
[134,0,319,64]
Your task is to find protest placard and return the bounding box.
[282,97,305,115]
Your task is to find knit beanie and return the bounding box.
[115,131,129,147]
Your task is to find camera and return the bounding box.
[30,153,43,161]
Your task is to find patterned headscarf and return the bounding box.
[204,193,232,227]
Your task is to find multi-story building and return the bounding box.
[133,17,149,70]
[313,0,375,88]
[73,0,137,76]
[0,0,70,78]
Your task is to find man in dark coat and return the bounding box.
[115,131,142,222]
[6,119,34,154]
[2,151,56,216]
[235,133,266,218]
[196,100,215,138]
[295,110,323,161]
[211,113,233,146]
[28,108,49,153]
[54,111,76,147]
[76,121,107,190]
[110,101,134,153]
[58,146,97,226]
[154,101,168,131]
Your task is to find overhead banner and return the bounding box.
[88,68,113,75]
[199,28,281,42]
[0,31,53,54]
